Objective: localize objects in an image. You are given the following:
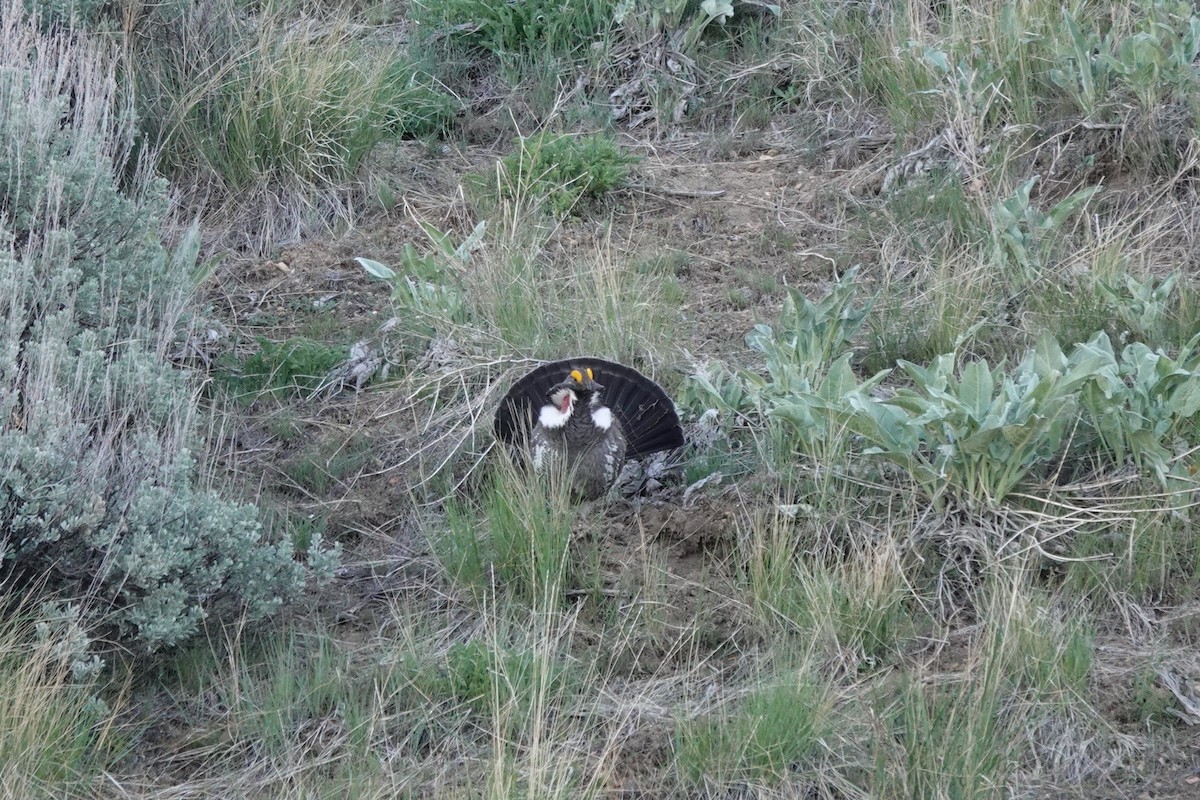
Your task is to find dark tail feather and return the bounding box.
[600,367,685,457]
[494,358,684,458]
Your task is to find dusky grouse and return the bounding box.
[494,358,684,499]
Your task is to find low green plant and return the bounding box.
[1043,0,1200,145]
[835,328,1200,507]
[231,631,364,759]
[22,0,107,27]
[132,0,458,246]
[724,287,752,309]
[1130,664,1175,725]
[831,335,1090,509]
[379,60,462,138]
[415,0,615,58]
[438,639,574,724]
[158,12,455,186]
[265,411,305,442]
[617,1,780,54]
[163,624,399,787]
[981,579,1094,697]
[356,219,482,339]
[1067,508,1200,600]
[1094,271,1184,345]
[1048,6,1114,116]
[280,434,374,496]
[1072,330,1200,488]
[1102,0,1200,112]
[439,459,575,606]
[634,249,691,276]
[260,506,331,554]
[0,604,120,798]
[231,337,351,400]
[684,267,883,461]
[675,666,830,789]
[879,671,1014,799]
[863,267,996,376]
[864,568,1102,798]
[990,177,1101,289]
[472,132,638,217]
[877,171,990,252]
[741,508,910,661]
[422,214,676,362]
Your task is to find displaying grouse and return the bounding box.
[494,358,685,500]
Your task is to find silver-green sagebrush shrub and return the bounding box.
[0,9,336,652]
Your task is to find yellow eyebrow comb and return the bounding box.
[568,368,596,383]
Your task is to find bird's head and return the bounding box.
[540,367,605,428]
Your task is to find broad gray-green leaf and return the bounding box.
[817,355,872,401]
[1031,332,1068,379]
[920,44,951,73]
[354,257,396,280]
[454,219,488,261]
[1065,333,1120,394]
[1170,377,1200,418]
[845,393,919,454]
[417,219,456,258]
[958,360,995,422]
[1044,185,1101,230]
[957,427,1005,456]
[701,0,734,23]
[769,402,817,430]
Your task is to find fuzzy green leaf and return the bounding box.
[958,360,995,422]
[354,257,396,280]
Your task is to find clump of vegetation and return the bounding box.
[414,0,615,58]
[0,604,122,795]
[280,433,375,496]
[21,0,107,27]
[0,7,335,653]
[675,671,831,789]
[474,132,638,217]
[356,219,480,344]
[128,0,459,247]
[682,266,881,470]
[437,639,575,727]
[691,270,1200,510]
[229,337,354,400]
[439,460,575,606]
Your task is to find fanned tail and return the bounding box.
[494,357,684,458]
